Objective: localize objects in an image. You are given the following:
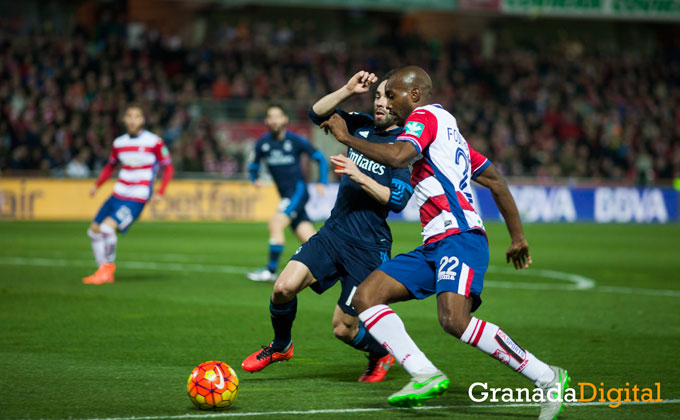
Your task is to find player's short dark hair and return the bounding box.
[371,69,397,97]
[125,103,143,112]
[124,103,145,119]
[266,103,288,117]
[382,69,397,83]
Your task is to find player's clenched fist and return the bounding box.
[345,71,378,95]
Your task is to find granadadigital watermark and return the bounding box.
[468,382,662,408]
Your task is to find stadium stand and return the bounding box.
[1,15,678,183]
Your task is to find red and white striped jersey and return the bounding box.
[397,104,491,244]
[107,130,172,202]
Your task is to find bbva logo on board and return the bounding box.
[594,188,668,223]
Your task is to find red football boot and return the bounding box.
[358,353,395,382]
[242,343,294,372]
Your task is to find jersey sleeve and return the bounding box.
[292,133,319,157]
[292,134,329,184]
[395,109,438,154]
[387,167,414,213]
[308,108,374,135]
[107,146,119,165]
[248,139,264,182]
[470,147,491,180]
[153,137,172,166]
[95,147,119,187]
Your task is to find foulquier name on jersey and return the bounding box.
[348,148,385,175]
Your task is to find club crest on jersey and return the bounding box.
[358,130,369,138]
[405,121,425,137]
[283,140,292,152]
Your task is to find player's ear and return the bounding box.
[410,87,421,104]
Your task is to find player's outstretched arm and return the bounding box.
[312,71,377,117]
[474,163,532,270]
[320,114,416,168]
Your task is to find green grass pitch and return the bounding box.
[0,221,678,419]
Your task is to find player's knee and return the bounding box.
[351,288,373,314]
[270,212,288,228]
[271,281,296,303]
[438,312,470,339]
[332,323,353,343]
[332,313,356,343]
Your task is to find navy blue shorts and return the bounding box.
[94,196,146,233]
[278,190,310,230]
[378,230,489,312]
[290,226,390,316]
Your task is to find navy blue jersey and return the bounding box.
[309,108,413,247]
[249,131,328,197]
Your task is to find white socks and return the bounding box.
[358,304,439,376]
[460,317,554,385]
[359,306,555,386]
[87,229,106,266]
[98,224,117,264]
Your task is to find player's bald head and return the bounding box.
[384,66,433,125]
[390,66,432,100]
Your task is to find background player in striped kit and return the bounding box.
[321,66,568,420]
[84,105,174,285]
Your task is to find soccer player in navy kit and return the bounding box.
[242,71,413,382]
[247,104,329,282]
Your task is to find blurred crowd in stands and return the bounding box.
[1,16,678,183]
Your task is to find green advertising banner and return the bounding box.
[503,0,680,19]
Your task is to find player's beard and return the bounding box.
[269,127,285,139]
[126,125,143,136]
[374,113,397,131]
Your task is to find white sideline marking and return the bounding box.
[63,398,680,420]
[486,266,595,290]
[0,256,252,274]
[1,256,679,297]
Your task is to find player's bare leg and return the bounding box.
[242,260,316,372]
[354,270,449,405]
[268,212,289,245]
[293,220,316,243]
[248,212,291,282]
[332,306,359,344]
[353,270,414,310]
[83,217,118,285]
[333,305,395,382]
[438,291,569,419]
[271,260,317,304]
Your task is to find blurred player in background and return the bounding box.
[242,71,413,382]
[84,104,174,285]
[321,66,568,419]
[247,104,329,282]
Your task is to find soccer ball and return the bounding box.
[187,361,239,409]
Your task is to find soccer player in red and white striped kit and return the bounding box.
[84,105,174,284]
[322,66,568,420]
